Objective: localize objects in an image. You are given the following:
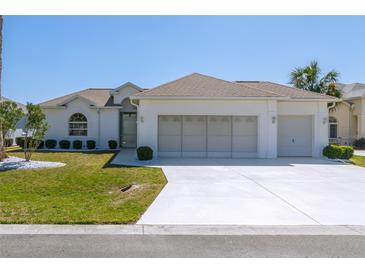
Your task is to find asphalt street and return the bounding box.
[1,235,365,257]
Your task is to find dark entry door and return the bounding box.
[120,113,137,148]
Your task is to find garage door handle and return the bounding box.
[292,138,295,143]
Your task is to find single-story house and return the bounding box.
[328,83,365,145]
[1,96,27,145]
[40,73,337,158]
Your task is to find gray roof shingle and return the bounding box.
[133,73,336,100]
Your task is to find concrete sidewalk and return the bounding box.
[0,224,364,235]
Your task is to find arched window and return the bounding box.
[69,113,87,136]
[328,116,338,139]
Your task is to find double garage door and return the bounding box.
[158,115,258,158]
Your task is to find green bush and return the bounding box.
[5,138,13,147]
[86,140,96,149]
[323,144,354,160]
[73,140,82,149]
[45,139,57,149]
[137,146,153,161]
[15,137,25,148]
[16,137,43,149]
[108,140,118,149]
[353,138,365,149]
[59,140,70,149]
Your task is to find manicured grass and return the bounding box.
[0,151,166,224]
[351,155,365,168]
[5,146,20,152]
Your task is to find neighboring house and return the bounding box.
[328,83,365,145]
[1,96,26,145]
[40,73,337,158]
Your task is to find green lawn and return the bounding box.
[351,155,365,168]
[0,151,166,224]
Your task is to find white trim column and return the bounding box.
[266,100,277,158]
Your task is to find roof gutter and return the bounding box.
[129,96,291,101]
[130,96,340,102]
[40,106,67,109]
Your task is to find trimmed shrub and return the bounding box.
[323,144,354,160]
[5,138,13,147]
[59,140,71,149]
[45,139,57,149]
[37,140,44,149]
[15,137,43,149]
[73,140,82,149]
[137,146,153,161]
[353,138,365,149]
[108,140,118,149]
[86,140,96,149]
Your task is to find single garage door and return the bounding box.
[158,115,257,158]
[277,115,313,157]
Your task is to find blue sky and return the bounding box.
[3,16,365,104]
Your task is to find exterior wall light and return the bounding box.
[272,116,276,124]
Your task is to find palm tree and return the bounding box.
[289,61,341,98]
[0,15,4,161]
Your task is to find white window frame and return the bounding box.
[328,116,338,139]
[69,113,88,136]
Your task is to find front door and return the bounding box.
[121,113,137,148]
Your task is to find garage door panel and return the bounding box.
[232,136,257,152]
[182,116,206,156]
[207,116,231,135]
[207,136,231,152]
[232,116,257,135]
[158,116,182,154]
[158,135,181,152]
[207,116,231,156]
[278,116,312,157]
[182,136,206,152]
[182,116,206,135]
[232,116,257,153]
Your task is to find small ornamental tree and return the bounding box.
[0,100,24,161]
[23,103,48,161]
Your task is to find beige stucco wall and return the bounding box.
[329,102,352,141]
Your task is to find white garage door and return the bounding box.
[277,115,313,157]
[207,116,232,157]
[158,116,182,157]
[182,116,207,157]
[232,116,258,157]
[158,115,258,158]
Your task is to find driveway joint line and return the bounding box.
[214,159,322,225]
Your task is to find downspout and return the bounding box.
[327,102,336,112]
[97,108,101,149]
[130,99,140,149]
[349,103,355,143]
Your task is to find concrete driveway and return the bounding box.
[138,157,365,225]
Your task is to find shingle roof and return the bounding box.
[40,88,115,107]
[337,83,365,100]
[40,73,337,107]
[133,73,336,100]
[1,96,27,111]
[238,81,335,99]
